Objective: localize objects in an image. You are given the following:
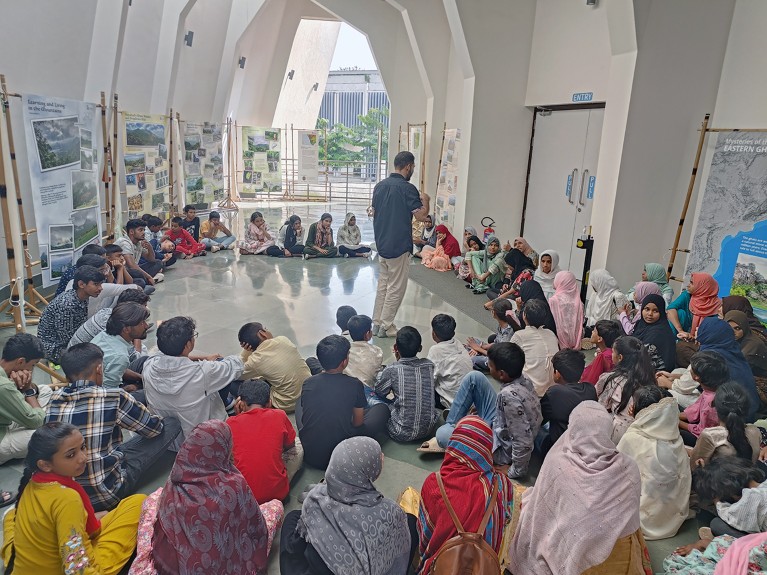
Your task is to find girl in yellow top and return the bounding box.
[2,422,145,575]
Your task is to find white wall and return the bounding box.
[526,0,611,106]
[456,0,536,242]
[272,19,340,132]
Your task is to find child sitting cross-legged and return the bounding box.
[431,342,542,479]
[466,298,515,371]
[167,216,206,259]
[374,327,439,442]
[678,350,730,447]
[344,315,384,392]
[238,322,311,413]
[426,314,473,409]
[582,319,623,385]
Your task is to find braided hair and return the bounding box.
[714,382,754,460]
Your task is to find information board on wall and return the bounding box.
[22,94,103,287]
[183,121,224,206]
[240,126,281,197]
[297,129,319,184]
[435,128,460,230]
[121,112,171,220]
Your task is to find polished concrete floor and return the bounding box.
[0,200,697,573]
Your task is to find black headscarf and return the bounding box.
[283,215,301,248]
[504,249,536,283]
[722,295,767,338]
[632,294,677,371]
[518,280,557,335]
[467,235,485,251]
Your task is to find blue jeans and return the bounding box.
[202,236,236,249]
[435,372,497,447]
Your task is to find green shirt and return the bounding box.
[0,366,45,443]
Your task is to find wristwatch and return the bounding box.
[23,387,39,398]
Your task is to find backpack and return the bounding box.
[429,473,501,575]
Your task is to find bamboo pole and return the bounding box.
[0,87,26,332]
[666,113,710,281]
[108,93,119,239]
[99,91,113,242]
[0,75,46,316]
[167,109,174,221]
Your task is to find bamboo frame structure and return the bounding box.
[0,76,47,322]
[99,91,115,243]
[218,118,239,210]
[167,108,175,221]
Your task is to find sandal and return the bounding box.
[0,490,17,508]
[417,437,446,453]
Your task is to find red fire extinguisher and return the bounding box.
[481,217,495,242]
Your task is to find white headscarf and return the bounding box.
[585,269,624,325]
[533,250,561,299]
[616,396,691,540]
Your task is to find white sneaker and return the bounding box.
[371,324,381,337]
[211,245,221,253]
[153,273,164,283]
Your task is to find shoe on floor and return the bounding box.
[153,273,164,283]
[143,285,156,295]
[379,326,398,338]
[225,243,235,250]
[211,245,221,253]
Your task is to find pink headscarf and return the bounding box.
[630,282,662,326]
[509,402,641,575]
[714,531,767,575]
[548,271,583,350]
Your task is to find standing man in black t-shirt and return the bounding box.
[371,151,431,338]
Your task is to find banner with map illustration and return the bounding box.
[687,131,767,321]
[183,122,224,206]
[121,112,170,220]
[240,126,281,198]
[22,94,102,287]
[435,128,460,230]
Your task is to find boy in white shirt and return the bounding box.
[427,314,473,408]
[510,299,559,397]
[344,315,384,390]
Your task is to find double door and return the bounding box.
[523,107,604,281]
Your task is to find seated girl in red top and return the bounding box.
[166,217,206,259]
[582,319,623,385]
[226,379,301,503]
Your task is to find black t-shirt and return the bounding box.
[540,382,597,454]
[180,217,200,241]
[372,173,422,259]
[298,372,367,469]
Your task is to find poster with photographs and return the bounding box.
[435,128,460,230]
[240,126,281,198]
[21,94,103,287]
[122,112,171,221]
[182,122,224,206]
[408,125,425,192]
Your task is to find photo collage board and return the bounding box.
[121,112,171,221]
[240,126,281,198]
[183,122,224,206]
[435,128,461,230]
[21,94,103,287]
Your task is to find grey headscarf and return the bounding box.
[299,437,411,575]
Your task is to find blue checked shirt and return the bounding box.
[45,380,163,509]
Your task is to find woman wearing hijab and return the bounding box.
[533,250,561,299]
[642,263,674,305]
[418,416,515,574]
[303,213,338,259]
[464,236,505,292]
[485,248,536,304]
[413,214,437,257]
[336,212,371,258]
[549,271,584,350]
[512,237,539,268]
[151,420,283,575]
[513,279,558,335]
[696,316,760,421]
[633,294,677,372]
[457,235,484,282]
[462,226,478,253]
[422,224,462,272]
[668,273,721,339]
[620,281,662,335]
[280,437,412,575]
[273,215,305,257]
[585,268,630,326]
[508,401,650,575]
[722,295,767,341]
[725,310,767,407]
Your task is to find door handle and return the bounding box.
[568,169,578,205]
[578,169,589,206]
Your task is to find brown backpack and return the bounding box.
[428,473,501,575]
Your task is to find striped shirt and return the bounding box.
[375,357,439,442]
[45,380,163,510]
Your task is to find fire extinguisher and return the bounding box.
[481,217,495,242]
